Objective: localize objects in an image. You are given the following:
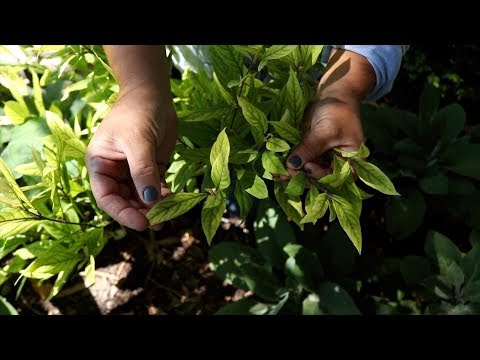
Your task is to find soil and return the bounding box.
[14,209,252,315]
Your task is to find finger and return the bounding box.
[123,142,163,207]
[303,161,333,180]
[286,127,333,171]
[90,172,149,231]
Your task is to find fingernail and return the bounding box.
[288,155,302,168]
[143,187,158,202]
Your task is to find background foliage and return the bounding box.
[0,45,479,315]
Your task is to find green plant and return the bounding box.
[0,295,18,315]
[362,84,480,241]
[0,45,119,299]
[400,231,480,314]
[210,199,361,315]
[147,45,399,254]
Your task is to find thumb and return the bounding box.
[125,143,163,206]
[286,128,332,171]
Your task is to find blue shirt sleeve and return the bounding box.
[322,45,409,101]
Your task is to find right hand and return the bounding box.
[85,87,178,231]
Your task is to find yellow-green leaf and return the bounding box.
[330,194,362,254]
[238,170,269,199]
[258,45,297,71]
[352,159,400,196]
[147,192,207,225]
[202,190,227,245]
[14,162,42,177]
[238,97,268,144]
[266,138,291,153]
[334,143,370,159]
[21,246,80,280]
[84,255,95,287]
[301,192,328,225]
[328,198,337,222]
[30,68,45,117]
[0,210,42,238]
[262,151,288,176]
[210,129,230,190]
[47,260,77,300]
[4,101,29,125]
[285,171,306,196]
[64,138,86,159]
[0,157,33,208]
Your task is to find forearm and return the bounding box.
[316,49,376,104]
[104,45,172,102]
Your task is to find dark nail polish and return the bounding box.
[143,187,158,202]
[288,155,302,168]
[303,168,312,175]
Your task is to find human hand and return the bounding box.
[86,87,178,231]
[286,96,364,179]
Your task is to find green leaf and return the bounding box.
[285,171,306,196]
[425,231,462,274]
[262,151,288,176]
[147,192,207,225]
[462,280,480,303]
[266,138,290,153]
[284,244,324,292]
[179,106,231,122]
[316,282,361,315]
[84,255,95,287]
[302,294,323,315]
[238,97,268,144]
[441,143,480,180]
[234,179,253,219]
[1,117,50,179]
[238,170,268,200]
[419,174,448,195]
[13,239,55,260]
[84,228,106,257]
[285,68,304,126]
[47,260,77,300]
[4,101,29,125]
[330,194,362,254]
[328,198,337,222]
[358,187,374,200]
[400,256,433,286]
[445,261,464,289]
[0,296,18,315]
[269,116,302,146]
[229,149,258,165]
[334,143,370,159]
[0,210,40,239]
[21,246,80,280]
[216,298,270,315]
[432,104,465,144]
[274,182,304,228]
[386,188,425,240]
[212,72,235,105]
[30,68,45,118]
[461,243,480,280]
[258,45,297,71]
[352,159,400,195]
[209,242,282,301]
[201,190,227,245]
[210,129,230,190]
[0,236,26,260]
[301,192,328,225]
[254,199,296,269]
[210,46,244,91]
[420,83,440,123]
[421,275,452,300]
